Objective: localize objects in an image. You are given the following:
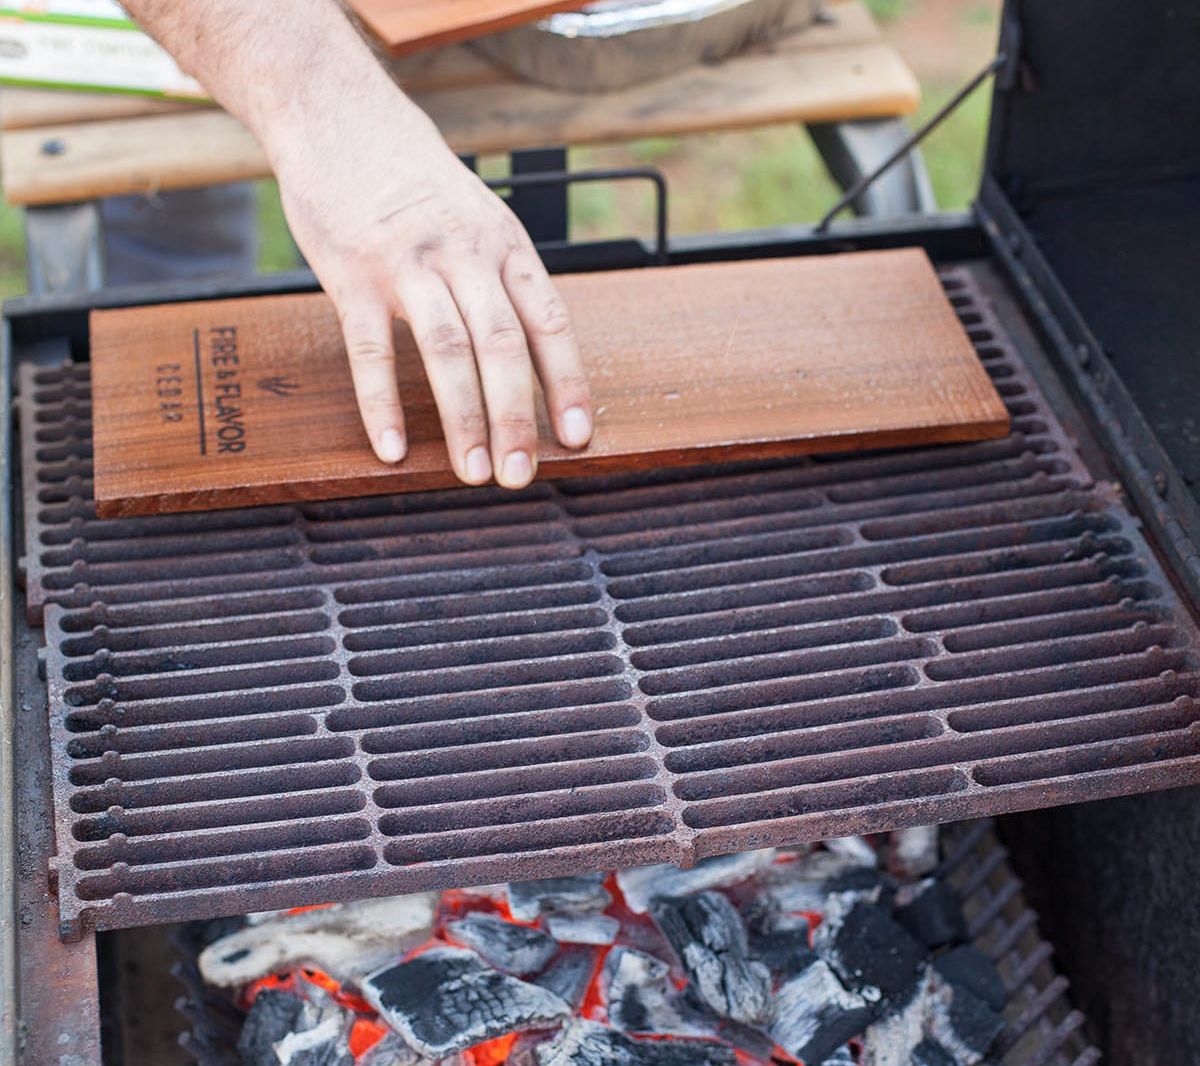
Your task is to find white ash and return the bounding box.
[201,894,437,988]
[768,959,874,1065]
[357,1034,460,1066]
[824,836,878,867]
[534,1017,736,1066]
[546,913,620,946]
[238,987,353,1066]
[602,946,713,1038]
[506,874,611,922]
[649,893,771,1026]
[362,946,570,1059]
[616,850,775,914]
[888,825,940,880]
[861,966,1004,1066]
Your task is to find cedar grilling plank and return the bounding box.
[347,0,585,55]
[88,249,1009,518]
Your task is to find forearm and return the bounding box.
[121,0,431,164]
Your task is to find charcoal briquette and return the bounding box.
[507,875,611,922]
[932,946,1006,1014]
[534,945,598,1009]
[616,851,775,914]
[535,1018,736,1066]
[602,946,714,1038]
[748,925,817,981]
[768,958,873,1066]
[912,1039,960,1066]
[239,989,308,1066]
[927,972,1006,1064]
[547,913,620,946]
[238,988,354,1066]
[895,879,968,948]
[649,893,771,1025]
[447,911,558,976]
[813,900,926,1004]
[362,946,570,1058]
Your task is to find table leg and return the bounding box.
[809,118,937,218]
[24,201,104,295]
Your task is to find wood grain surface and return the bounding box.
[348,0,586,54]
[1,0,919,205]
[89,249,1008,517]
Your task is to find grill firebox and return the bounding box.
[19,267,1200,938]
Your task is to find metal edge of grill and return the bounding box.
[14,265,1200,938]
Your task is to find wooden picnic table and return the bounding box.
[0,0,930,290]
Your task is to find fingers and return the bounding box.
[503,246,593,450]
[338,300,407,463]
[397,276,493,486]
[450,271,539,489]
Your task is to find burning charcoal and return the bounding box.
[507,874,611,922]
[860,967,1004,1066]
[887,826,940,880]
[616,851,775,914]
[546,913,620,946]
[768,958,873,1066]
[932,946,1006,1014]
[926,971,1005,1064]
[649,893,771,1026]
[603,946,714,1038]
[446,911,557,976]
[238,988,353,1066]
[357,1033,438,1066]
[747,925,816,981]
[894,879,968,949]
[813,900,926,1005]
[362,946,569,1059]
[534,945,597,1009]
[824,836,878,867]
[824,1047,856,1066]
[912,1041,960,1066]
[764,856,894,915]
[201,894,437,988]
[535,1018,736,1066]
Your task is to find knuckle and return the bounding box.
[453,409,488,439]
[423,323,472,362]
[345,338,392,367]
[492,412,536,437]
[536,299,573,338]
[552,371,591,398]
[481,322,528,356]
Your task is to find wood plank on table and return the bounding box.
[0,46,501,130]
[1,0,918,205]
[89,249,1009,518]
[347,0,585,55]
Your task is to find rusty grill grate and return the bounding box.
[18,267,1200,937]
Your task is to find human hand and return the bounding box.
[267,93,593,489]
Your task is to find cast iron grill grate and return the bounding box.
[18,267,1200,936]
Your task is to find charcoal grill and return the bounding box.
[5,0,1200,1061]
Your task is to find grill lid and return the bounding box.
[20,268,1200,938]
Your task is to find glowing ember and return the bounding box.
[214,833,1007,1066]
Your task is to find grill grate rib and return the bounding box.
[19,267,1200,936]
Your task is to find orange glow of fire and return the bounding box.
[348,1018,388,1059]
[469,1032,519,1065]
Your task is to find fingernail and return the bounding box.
[500,450,534,488]
[561,405,593,448]
[465,445,492,484]
[378,428,406,463]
